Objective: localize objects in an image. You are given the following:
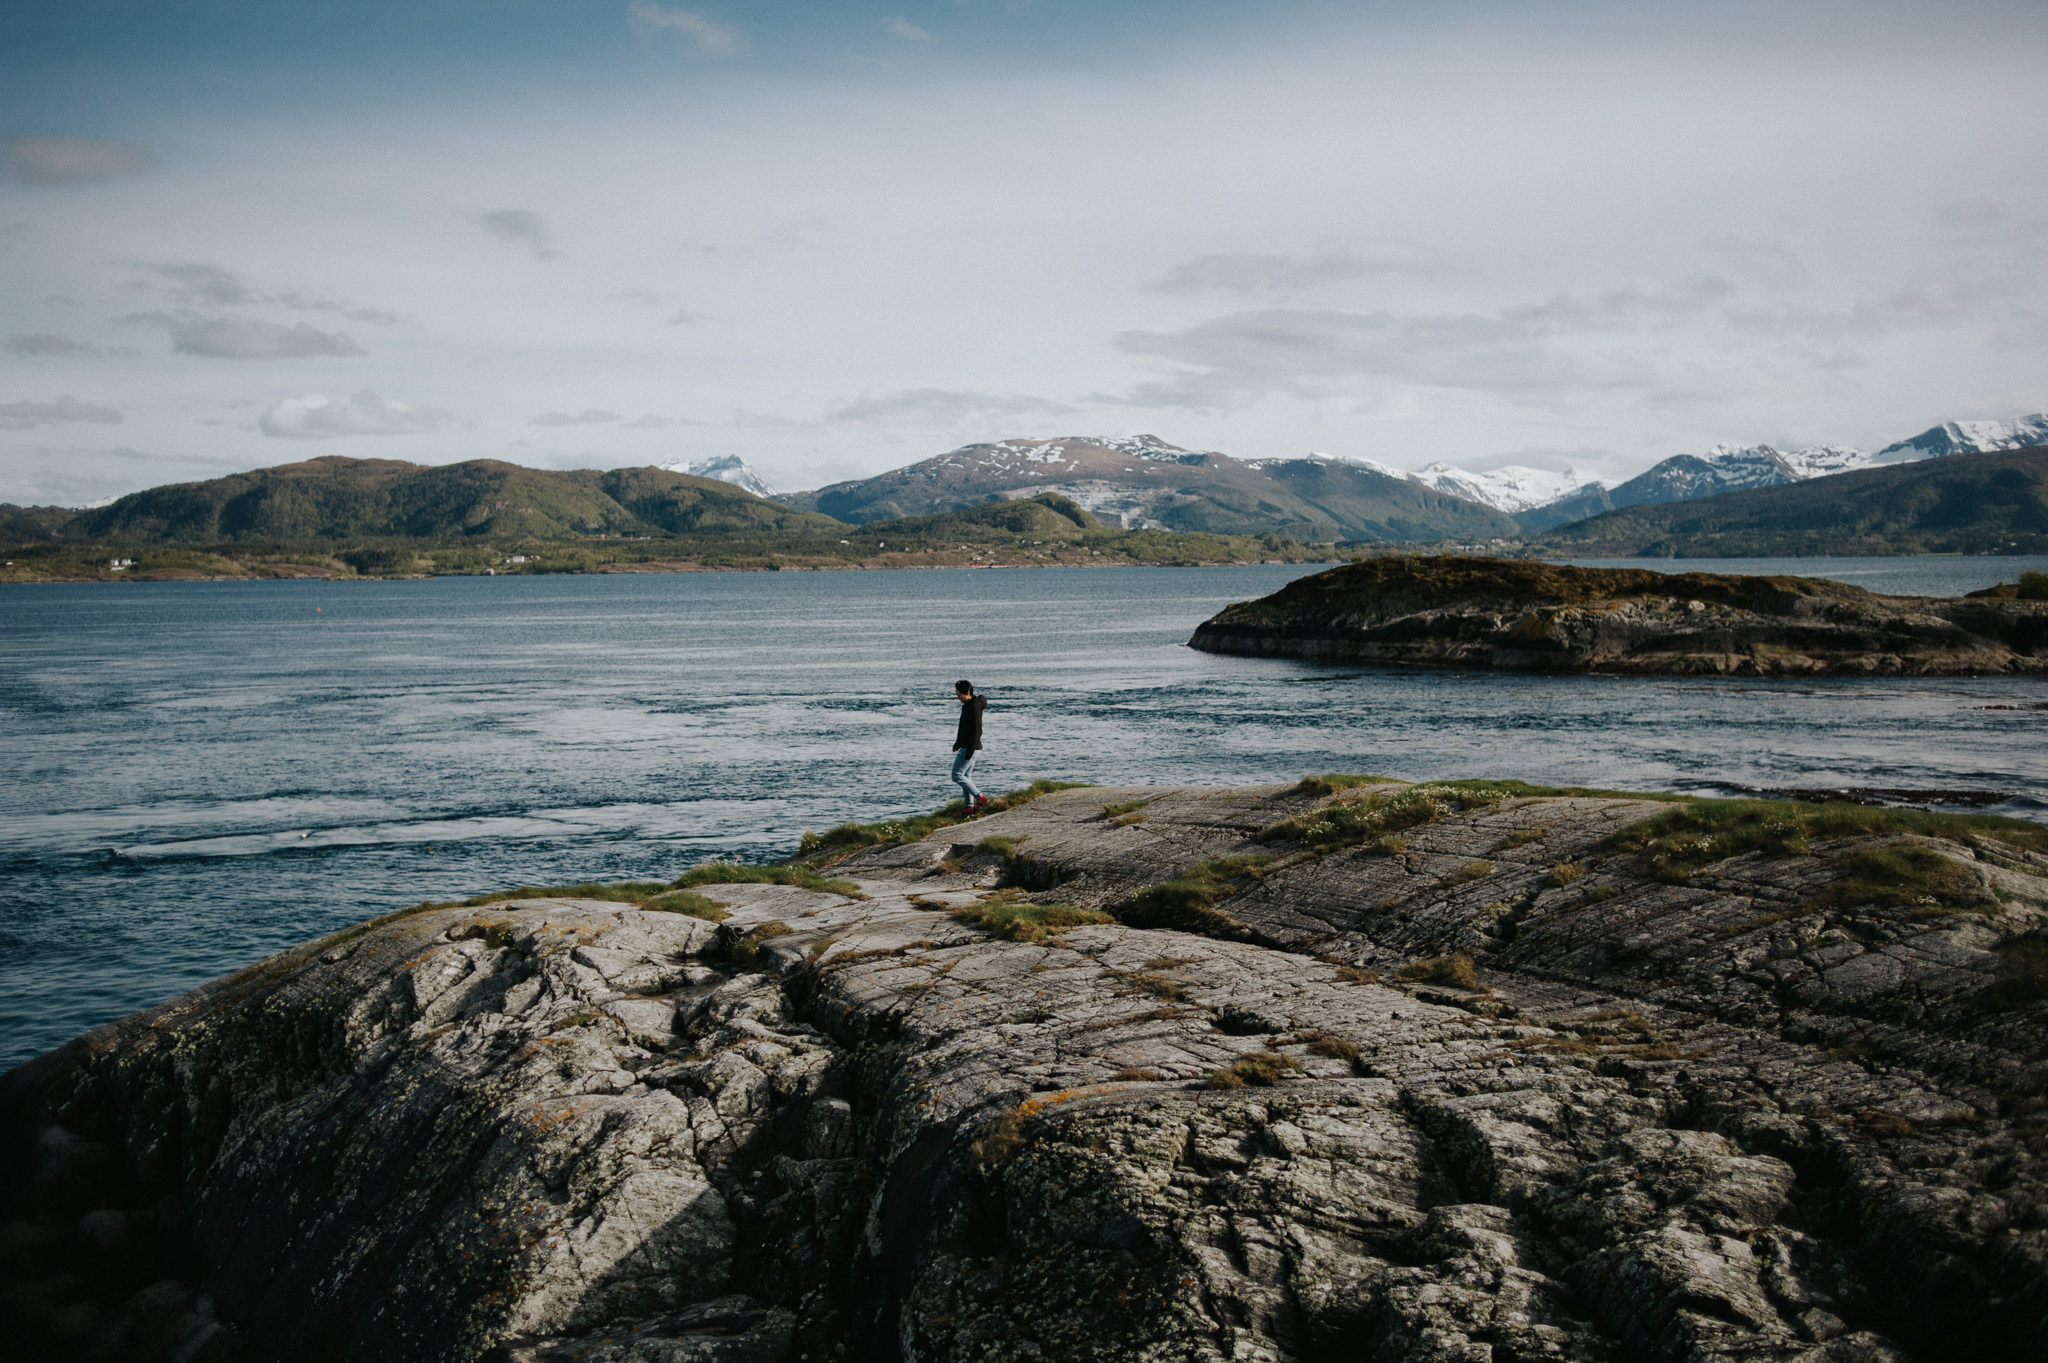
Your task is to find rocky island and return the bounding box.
[7,777,2048,1362]
[1187,557,2048,676]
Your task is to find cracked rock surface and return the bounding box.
[6,780,2047,1362]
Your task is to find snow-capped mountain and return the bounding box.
[1243,452,1603,516]
[1873,415,2048,463]
[1405,461,1606,515]
[658,455,776,499]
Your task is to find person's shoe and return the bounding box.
[972,795,991,811]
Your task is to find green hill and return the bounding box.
[1533,446,2048,556]
[28,456,840,544]
[0,464,1328,581]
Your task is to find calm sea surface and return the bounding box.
[5,556,2047,1068]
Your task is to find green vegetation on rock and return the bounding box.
[798,780,1092,860]
[948,899,1114,944]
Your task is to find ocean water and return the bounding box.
[4,556,2046,1069]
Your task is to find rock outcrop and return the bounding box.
[1187,556,2048,675]
[7,780,2048,1362]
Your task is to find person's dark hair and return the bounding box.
[955,679,973,695]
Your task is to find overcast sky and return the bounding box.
[3,0,2045,505]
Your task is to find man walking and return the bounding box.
[951,679,990,811]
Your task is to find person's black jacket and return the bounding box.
[954,695,987,752]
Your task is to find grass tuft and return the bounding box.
[458,880,729,921]
[1547,861,1588,887]
[1259,783,1518,851]
[1602,798,2048,883]
[728,920,795,970]
[1439,860,1494,889]
[949,899,1113,944]
[675,862,864,897]
[1293,772,1395,797]
[798,779,1093,860]
[1397,953,1483,990]
[1801,845,1997,918]
[1203,1051,1301,1089]
[1117,854,1275,933]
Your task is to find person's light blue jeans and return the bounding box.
[951,748,985,803]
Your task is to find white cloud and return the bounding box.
[626,2,742,57]
[0,396,123,429]
[6,333,101,356]
[667,308,702,326]
[621,413,703,428]
[882,16,934,43]
[1110,305,1658,412]
[1506,275,1734,326]
[1715,237,1807,288]
[530,408,623,426]
[827,388,1078,429]
[120,312,367,359]
[1726,280,1983,343]
[0,136,149,186]
[132,261,404,324]
[610,289,664,305]
[259,391,456,439]
[479,209,560,259]
[1148,242,1442,293]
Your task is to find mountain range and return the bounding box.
[775,434,1516,542]
[767,414,2047,539]
[1531,444,2048,556]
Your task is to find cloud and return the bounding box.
[480,209,560,259]
[1109,271,1751,412]
[1726,280,1982,343]
[1506,275,1733,326]
[827,388,1078,429]
[121,312,367,359]
[626,2,742,57]
[530,408,622,426]
[666,308,703,325]
[132,261,404,324]
[0,395,123,429]
[621,413,703,428]
[882,16,934,42]
[610,289,664,305]
[1716,237,1807,288]
[6,333,100,356]
[727,408,825,435]
[1110,306,1650,412]
[0,136,149,186]
[1148,241,1442,293]
[259,391,455,439]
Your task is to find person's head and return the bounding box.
[955,679,974,699]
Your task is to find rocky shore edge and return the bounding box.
[1187,556,2048,675]
[6,776,2048,1362]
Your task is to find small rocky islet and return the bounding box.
[1187,556,2048,675]
[7,777,2048,1362]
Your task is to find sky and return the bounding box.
[3,0,2046,506]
